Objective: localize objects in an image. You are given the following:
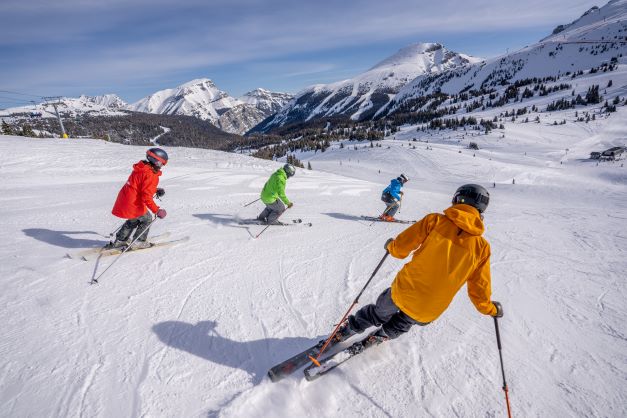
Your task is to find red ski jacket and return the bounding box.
[112,161,161,219]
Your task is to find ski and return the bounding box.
[268,337,342,382]
[303,332,386,381]
[238,218,312,227]
[361,216,415,224]
[67,232,172,259]
[74,236,189,261]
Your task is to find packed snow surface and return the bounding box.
[0,107,626,417]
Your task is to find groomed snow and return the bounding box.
[0,107,625,417]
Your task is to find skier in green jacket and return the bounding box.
[257,164,296,224]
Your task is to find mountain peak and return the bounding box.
[369,43,446,70]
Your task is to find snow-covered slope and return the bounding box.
[390,0,627,108]
[1,102,625,416]
[256,43,481,131]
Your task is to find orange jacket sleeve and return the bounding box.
[466,243,496,316]
[387,213,439,259]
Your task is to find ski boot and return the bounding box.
[379,214,395,222]
[333,320,359,343]
[131,240,153,250]
[104,239,129,250]
[348,329,389,355]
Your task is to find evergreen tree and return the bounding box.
[307,161,312,170]
[21,124,36,137]
[1,120,13,135]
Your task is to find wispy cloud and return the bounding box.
[0,0,604,102]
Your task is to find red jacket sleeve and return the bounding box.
[140,171,159,214]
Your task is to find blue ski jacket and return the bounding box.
[383,179,403,200]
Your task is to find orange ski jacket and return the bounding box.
[388,204,497,323]
[111,161,161,219]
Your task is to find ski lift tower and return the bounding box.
[43,96,68,138]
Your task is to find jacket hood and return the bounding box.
[444,204,484,236]
[133,161,162,176]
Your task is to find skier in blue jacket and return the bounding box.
[380,174,408,221]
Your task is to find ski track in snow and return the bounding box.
[1,104,627,417]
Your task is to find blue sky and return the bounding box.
[0,0,603,108]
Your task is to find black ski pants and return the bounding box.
[349,288,429,339]
[116,212,152,243]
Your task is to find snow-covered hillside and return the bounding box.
[1,102,625,416]
[390,0,627,108]
[256,43,481,131]
[130,80,292,134]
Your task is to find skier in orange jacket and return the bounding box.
[337,184,503,344]
[108,148,168,249]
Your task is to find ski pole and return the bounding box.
[109,222,125,238]
[243,198,261,207]
[494,316,513,418]
[254,224,271,239]
[309,250,390,365]
[91,216,157,285]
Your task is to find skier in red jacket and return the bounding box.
[107,148,168,249]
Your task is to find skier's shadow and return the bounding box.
[22,228,105,249]
[152,320,322,385]
[323,212,367,222]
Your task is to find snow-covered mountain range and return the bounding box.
[1,82,292,136]
[255,43,481,131]
[129,80,292,134]
[0,94,130,119]
[386,0,627,114]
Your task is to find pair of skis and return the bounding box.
[238,218,312,227]
[268,330,384,382]
[67,232,189,261]
[361,215,415,224]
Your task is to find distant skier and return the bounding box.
[337,184,503,347]
[379,174,408,221]
[257,164,295,224]
[107,148,168,249]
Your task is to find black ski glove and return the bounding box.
[156,188,165,198]
[492,301,504,318]
[384,238,394,251]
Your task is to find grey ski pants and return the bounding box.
[257,199,286,223]
[381,192,400,217]
[349,288,429,339]
[116,212,152,242]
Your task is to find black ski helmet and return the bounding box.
[283,163,296,178]
[452,184,490,213]
[398,174,409,184]
[146,148,168,168]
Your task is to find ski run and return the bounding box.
[0,96,625,416]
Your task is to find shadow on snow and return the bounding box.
[152,320,322,385]
[22,228,105,248]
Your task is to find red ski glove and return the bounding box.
[156,208,167,219]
